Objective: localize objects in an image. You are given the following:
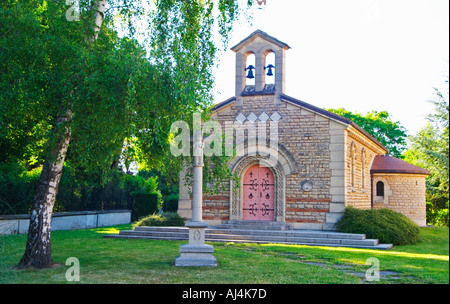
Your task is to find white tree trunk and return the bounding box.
[89,0,107,42]
[18,0,107,269]
[18,109,72,269]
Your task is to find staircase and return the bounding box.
[214,220,291,231]
[103,221,393,250]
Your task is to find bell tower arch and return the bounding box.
[231,30,290,105]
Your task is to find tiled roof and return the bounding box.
[371,155,430,175]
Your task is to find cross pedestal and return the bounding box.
[175,129,217,267]
[174,221,217,267]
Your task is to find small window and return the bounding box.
[376,181,384,197]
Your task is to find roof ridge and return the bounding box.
[231,30,291,52]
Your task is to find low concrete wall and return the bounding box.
[0,210,131,235]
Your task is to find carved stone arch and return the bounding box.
[361,148,366,190]
[350,141,356,190]
[229,154,286,222]
[234,138,298,175]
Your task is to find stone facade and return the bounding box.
[177,30,429,229]
[371,174,427,226]
[345,125,387,209]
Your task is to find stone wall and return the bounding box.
[345,125,387,209]
[202,94,337,229]
[372,173,427,226]
[280,102,332,228]
[0,210,132,235]
[178,94,407,230]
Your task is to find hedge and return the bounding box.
[131,192,159,221]
[163,194,179,212]
[336,207,421,245]
[134,212,186,227]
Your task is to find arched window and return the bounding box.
[245,53,256,86]
[361,148,366,190]
[350,142,355,190]
[264,51,275,85]
[376,181,385,197]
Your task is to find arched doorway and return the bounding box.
[242,164,275,221]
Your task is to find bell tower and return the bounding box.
[231,30,290,105]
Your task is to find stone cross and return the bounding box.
[175,128,217,267]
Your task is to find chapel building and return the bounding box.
[177,30,430,230]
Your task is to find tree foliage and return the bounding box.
[1,0,254,175]
[404,79,449,214]
[326,108,408,158]
[0,0,254,269]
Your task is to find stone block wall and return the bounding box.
[372,173,427,226]
[178,94,411,230]
[345,126,387,209]
[202,194,231,225]
[0,210,131,235]
[202,95,337,228]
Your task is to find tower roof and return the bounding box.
[371,155,430,175]
[230,30,291,52]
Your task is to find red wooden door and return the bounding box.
[243,165,275,221]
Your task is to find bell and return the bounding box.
[265,64,275,76]
[245,65,255,79]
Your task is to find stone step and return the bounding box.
[135,226,187,233]
[214,224,288,231]
[134,226,367,240]
[214,220,291,231]
[103,233,392,250]
[119,230,378,246]
[105,226,392,249]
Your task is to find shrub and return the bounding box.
[163,193,179,212]
[427,202,449,227]
[134,212,186,227]
[336,207,421,245]
[436,208,449,227]
[131,192,159,221]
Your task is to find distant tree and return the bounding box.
[326,108,408,158]
[404,79,449,210]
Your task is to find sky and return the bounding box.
[210,0,449,136]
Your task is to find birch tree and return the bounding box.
[0,0,253,269]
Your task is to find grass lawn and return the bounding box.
[0,225,448,284]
